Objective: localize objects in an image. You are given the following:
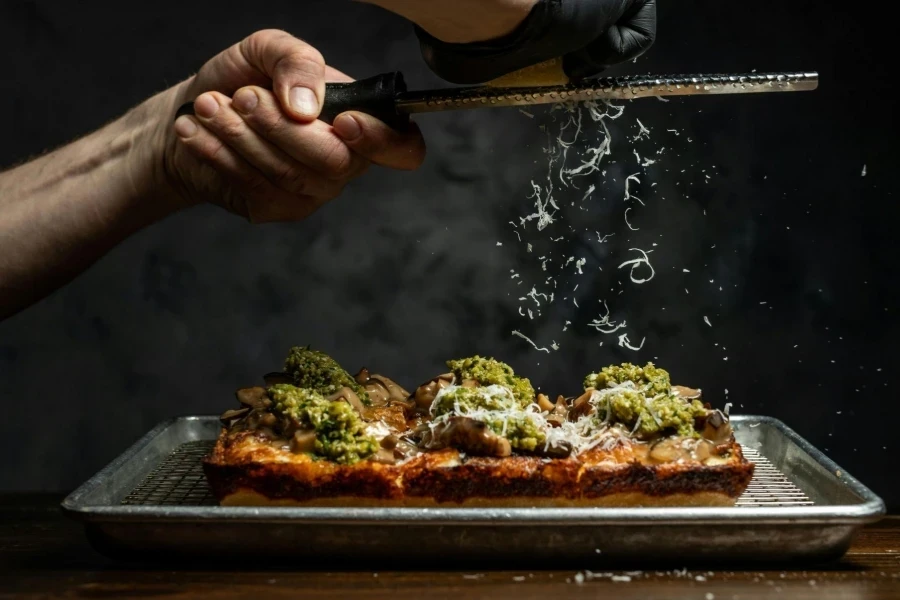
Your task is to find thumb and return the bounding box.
[191,29,327,122]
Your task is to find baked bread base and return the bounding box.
[220,489,736,507]
[203,430,754,508]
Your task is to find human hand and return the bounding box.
[160,29,426,223]
[416,0,656,84]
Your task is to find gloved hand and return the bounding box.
[416,0,656,84]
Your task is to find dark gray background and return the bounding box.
[1,0,897,509]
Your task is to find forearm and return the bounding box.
[0,85,187,320]
[359,0,538,43]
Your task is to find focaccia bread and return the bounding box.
[203,348,754,507]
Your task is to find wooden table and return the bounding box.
[2,494,898,599]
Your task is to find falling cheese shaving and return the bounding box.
[511,330,551,353]
[617,249,656,284]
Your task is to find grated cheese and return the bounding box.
[511,330,551,353]
[618,249,656,283]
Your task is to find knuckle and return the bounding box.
[319,139,355,179]
[246,28,288,49]
[274,165,309,196]
[214,116,246,142]
[275,50,325,80]
[205,139,230,165]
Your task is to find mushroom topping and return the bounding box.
[412,373,454,412]
[369,448,397,464]
[569,388,595,420]
[369,374,410,401]
[700,409,733,444]
[380,434,399,450]
[693,439,714,462]
[257,412,277,428]
[648,438,687,464]
[236,387,270,409]
[419,417,512,457]
[290,430,317,454]
[460,379,479,388]
[262,372,294,387]
[546,395,570,427]
[648,437,716,464]
[392,439,418,459]
[220,407,251,426]
[328,387,369,419]
[538,440,573,459]
[362,378,391,405]
[354,367,371,385]
[537,393,554,412]
[354,369,413,408]
[672,385,702,399]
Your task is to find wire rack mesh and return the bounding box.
[120,441,813,507]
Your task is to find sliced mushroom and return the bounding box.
[290,430,317,454]
[380,434,398,449]
[220,407,251,426]
[263,372,294,387]
[412,373,454,411]
[537,393,554,412]
[569,388,595,419]
[328,387,369,419]
[354,367,371,385]
[693,439,714,462]
[672,385,702,399]
[700,409,733,444]
[461,379,479,388]
[354,369,412,407]
[257,412,277,428]
[648,438,688,464]
[236,387,270,409]
[369,374,410,401]
[369,448,398,465]
[419,417,512,457]
[363,378,392,405]
[537,440,573,459]
[547,395,569,426]
[392,439,418,459]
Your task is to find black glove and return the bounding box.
[416,0,656,84]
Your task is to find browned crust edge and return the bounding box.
[202,431,755,507]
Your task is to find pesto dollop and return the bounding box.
[483,414,545,451]
[268,384,377,464]
[284,346,369,404]
[446,356,535,406]
[592,387,707,438]
[431,386,546,452]
[584,362,671,396]
[431,385,518,416]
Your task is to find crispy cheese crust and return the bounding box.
[203,430,754,507]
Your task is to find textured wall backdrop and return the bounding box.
[0,0,897,509]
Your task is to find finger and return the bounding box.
[194,29,326,122]
[332,112,426,171]
[173,114,285,217]
[191,90,351,200]
[173,114,323,223]
[236,87,369,180]
[325,65,353,83]
[241,29,326,121]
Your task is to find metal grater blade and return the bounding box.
[395,72,818,114]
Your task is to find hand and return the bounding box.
[161,29,426,223]
[415,0,656,84]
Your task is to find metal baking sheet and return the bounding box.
[61,415,885,565]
